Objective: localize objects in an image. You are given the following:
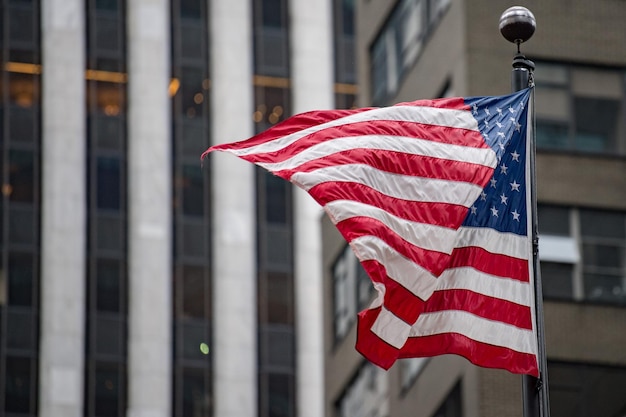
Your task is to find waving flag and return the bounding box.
[202,88,539,376]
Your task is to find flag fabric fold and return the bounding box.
[202,88,539,377]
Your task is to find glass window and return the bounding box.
[181,266,207,318]
[263,271,294,324]
[96,156,121,210]
[95,316,124,356]
[94,362,122,417]
[182,367,210,417]
[265,172,288,224]
[267,373,294,417]
[549,362,626,417]
[432,381,462,417]
[8,253,34,306]
[540,262,574,300]
[5,356,33,413]
[96,259,122,312]
[538,205,570,236]
[336,362,389,417]
[182,164,204,216]
[6,309,36,350]
[535,62,626,155]
[9,149,35,202]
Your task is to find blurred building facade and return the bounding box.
[324,1,626,416]
[0,0,356,417]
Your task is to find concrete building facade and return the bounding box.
[324,1,626,417]
[0,0,356,416]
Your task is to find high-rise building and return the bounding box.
[0,0,356,416]
[324,1,626,416]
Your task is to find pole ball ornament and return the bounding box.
[499,6,536,45]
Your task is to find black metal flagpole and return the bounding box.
[499,7,550,417]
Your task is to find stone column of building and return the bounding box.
[126,1,172,416]
[39,1,87,416]
[209,1,257,416]
[290,1,334,416]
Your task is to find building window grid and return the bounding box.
[534,62,626,155]
[539,205,626,305]
[171,0,213,416]
[0,0,41,415]
[369,0,450,105]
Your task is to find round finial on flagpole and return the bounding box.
[499,6,536,51]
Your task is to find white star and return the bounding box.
[490,206,499,217]
[511,150,520,161]
[497,131,505,138]
[498,141,505,150]
[500,164,508,175]
[470,205,477,215]
[508,106,516,113]
[472,103,478,114]
[515,121,521,132]
[484,120,489,128]
[510,180,521,192]
[496,107,503,115]
[480,191,487,201]
[485,108,491,116]
[490,178,497,188]
[511,210,521,221]
[496,121,503,128]
[500,193,508,205]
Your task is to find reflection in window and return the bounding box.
[370,0,450,105]
[534,62,626,155]
[538,205,626,305]
[432,381,462,417]
[336,362,389,417]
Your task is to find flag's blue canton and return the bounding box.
[462,89,531,236]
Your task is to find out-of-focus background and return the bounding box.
[0,0,625,417]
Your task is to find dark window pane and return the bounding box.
[95,0,118,11]
[181,22,203,59]
[9,149,35,202]
[264,226,292,267]
[5,356,32,413]
[180,67,205,119]
[267,373,294,417]
[181,266,207,318]
[95,16,121,52]
[536,121,569,149]
[538,205,570,236]
[433,381,462,417]
[262,0,285,28]
[6,309,35,350]
[573,97,619,152]
[264,272,293,324]
[95,316,124,356]
[9,106,36,143]
[341,0,355,35]
[95,362,122,417]
[94,115,123,150]
[549,362,626,417]
[181,321,209,360]
[181,121,207,156]
[264,172,287,224]
[182,367,210,417]
[8,72,38,109]
[8,253,34,306]
[583,244,622,269]
[97,156,121,210]
[8,5,35,44]
[260,326,294,368]
[182,164,204,216]
[180,0,202,19]
[96,259,121,312]
[96,215,123,252]
[182,221,206,258]
[9,206,36,244]
[580,209,625,239]
[584,272,626,304]
[540,262,574,300]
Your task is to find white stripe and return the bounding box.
[436,267,532,306]
[257,135,497,172]
[409,310,538,355]
[350,235,439,300]
[325,200,457,254]
[293,165,485,207]
[228,105,480,157]
[371,306,412,349]
[457,226,529,259]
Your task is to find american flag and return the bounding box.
[203,88,539,376]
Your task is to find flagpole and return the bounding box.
[499,7,550,417]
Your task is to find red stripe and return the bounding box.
[276,149,494,185]
[309,182,470,227]
[423,289,533,329]
[450,246,529,282]
[400,333,539,376]
[238,120,488,164]
[396,96,469,111]
[335,217,450,277]
[355,306,401,370]
[360,259,427,325]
